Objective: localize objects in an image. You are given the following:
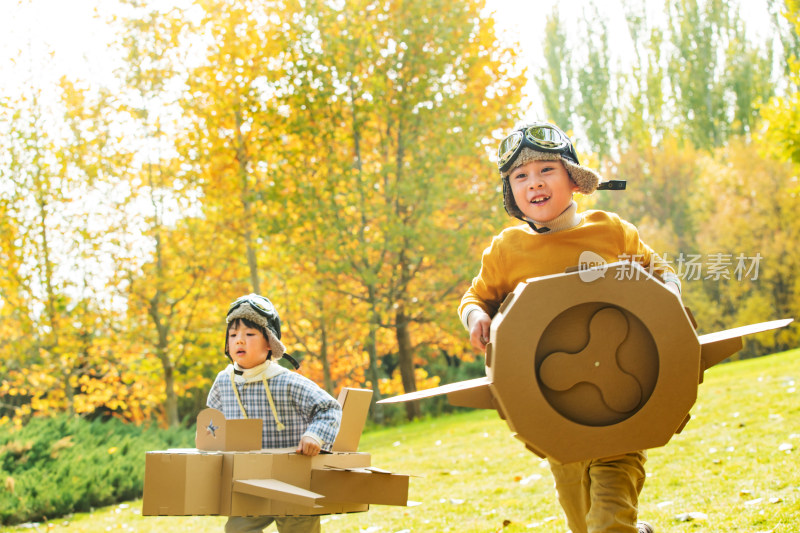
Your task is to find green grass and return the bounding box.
[2,349,798,532]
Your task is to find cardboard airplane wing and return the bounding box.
[379,262,793,464]
[143,388,409,517]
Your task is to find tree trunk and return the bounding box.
[235,107,261,294]
[319,313,334,395]
[395,304,420,420]
[365,288,384,424]
[161,352,179,427]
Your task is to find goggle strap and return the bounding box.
[281,353,301,370]
[597,180,626,191]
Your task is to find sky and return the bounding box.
[0,0,776,115]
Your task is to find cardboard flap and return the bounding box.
[699,318,793,369]
[196,408,263,452]
[332,388,373,452]
[376,376,492,405]
[320,465,390,474]
[310,468,409,506]
[446,380,494,409]
[233,479,324,507]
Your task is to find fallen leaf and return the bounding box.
[675,511,708,522]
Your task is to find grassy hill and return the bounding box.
[3,349,798,533]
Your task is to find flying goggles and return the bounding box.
[497,123,626,191]
[227,294,282,338]
[227,294,300,369]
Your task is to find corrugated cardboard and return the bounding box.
[311,468,409,506]
[222,450,372,517]
[142,387,410,517]
[332,388,372,452]
[196,408,262,452]
[142,451,222,516]
[232,479,323,507]
[378,261,792,464]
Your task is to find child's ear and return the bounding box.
[570,180,580,192]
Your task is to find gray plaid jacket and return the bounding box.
[207,369,341,450]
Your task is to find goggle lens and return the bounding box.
[524,125,567,149]
[497,131,523,167]
[497,123,571,172]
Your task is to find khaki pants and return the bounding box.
[224,515,321,533]
[549,450,647,533]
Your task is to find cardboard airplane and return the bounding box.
[143,388,409,517]
[379,262,793,464]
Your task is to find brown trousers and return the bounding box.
[548,450,647,533]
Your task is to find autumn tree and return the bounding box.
[177,0,302,297]
[282,0,524,420]
[536,7,576,129]
[690,138,800,355]
[574,4,614,159]
[619,0,670,147]
[105,1,232,427]
[761,0,800,164]
[0,84,83,420]
[664,0,776,148]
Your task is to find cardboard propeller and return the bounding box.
[379,262,793,464]
[143,388,410,517]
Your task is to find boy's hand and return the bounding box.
[296,436,321,456]
[665,281,682,300]
[468,310,492,352]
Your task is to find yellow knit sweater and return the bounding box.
[459,209,679,323]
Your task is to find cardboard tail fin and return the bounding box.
[332,388,373,452]
[699,318,793,371]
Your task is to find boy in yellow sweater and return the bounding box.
[460,122,681,533]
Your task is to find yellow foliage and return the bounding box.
[378,368,441,397]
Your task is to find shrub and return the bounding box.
[0,415,193,525]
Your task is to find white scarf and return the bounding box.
[231,360,288,384]
[228,360,289,431]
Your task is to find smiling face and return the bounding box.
[508,159,579,223]
[227,319,271,369]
